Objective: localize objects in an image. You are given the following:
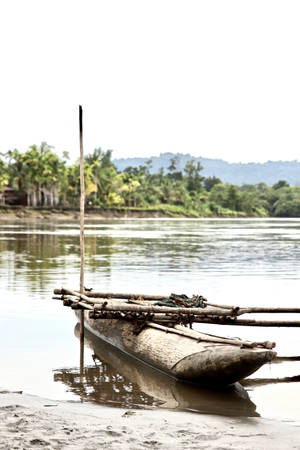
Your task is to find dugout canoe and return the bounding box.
[54,323,259,417]
[77,311,276,385]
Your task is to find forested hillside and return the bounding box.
[1,143,300,217]
[114,153,300,186]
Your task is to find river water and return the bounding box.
[0,218,300,421]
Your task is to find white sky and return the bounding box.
[0,0,299,163]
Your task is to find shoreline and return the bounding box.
[0,206,270,222]
[0,207,174,222]
[1,391,300,449]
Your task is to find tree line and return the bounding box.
[0,142,299,217]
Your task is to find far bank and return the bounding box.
[0,205,265,222]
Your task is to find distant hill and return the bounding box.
[113,153,300,186]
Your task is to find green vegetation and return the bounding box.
[1,143,300,217]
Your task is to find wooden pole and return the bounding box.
[87,310,300,327]
[242,375,300,387]
[79,105,85,374]
[55,289,235,316]
[189,318,300,327]
[79,105,85,295]
[54,289,300,315]
[274,356,300,362]
[147,322,275,349]
[75,291,172,301]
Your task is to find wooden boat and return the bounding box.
[54,324,259,417]
[77,311,276,385]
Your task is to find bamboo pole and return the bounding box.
[189,318,300,327]
[54,289,300,314]
[53,289,300,326]
[173,324,275,349]
[55,288,235,316]
[90,312,300,327]
[79,106,85,295]
[147,322,275,349]
[89,311,178,322]
[87,308,300,327]
[238,307,300,314]
[57,290,172,302]
[74,302,94,310]
[274,356,300,362]
[72,291,235,310]
[93,302,232,315]
[242,375,300,387]
[79,105,85,374]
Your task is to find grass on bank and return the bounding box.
[0,203,269,218]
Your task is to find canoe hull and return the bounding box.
[63,323,259,416]
[78,312,276,385]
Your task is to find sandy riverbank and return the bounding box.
[1,391,300,450]
[0,208,173,222]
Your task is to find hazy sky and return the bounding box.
[1,0,299,163]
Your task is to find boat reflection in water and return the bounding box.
[53,324,259,417]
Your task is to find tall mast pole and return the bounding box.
[79,105,85,294]
[79,105,85,371]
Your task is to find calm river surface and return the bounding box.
[1,218,300,421]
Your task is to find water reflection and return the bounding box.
[2,219,300,297]
[0,223,116,291]
[53,325,259,417]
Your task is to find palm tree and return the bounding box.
[0,159,9,205]
[5,149,27,202]
[85,148,118,206]
[28,142,54,205]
